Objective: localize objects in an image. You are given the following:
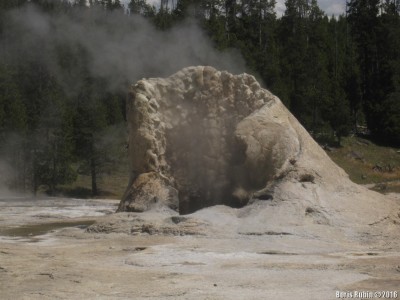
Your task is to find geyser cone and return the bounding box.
[118,66,399,230]
[118,66,296,213]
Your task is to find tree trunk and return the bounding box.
[32,148,38,197]
[91,157,98,196]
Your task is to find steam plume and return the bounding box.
[2,5,246,93]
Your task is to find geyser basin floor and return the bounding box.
[1,229,400,299]
[0,201,399,299]
[0,220,95,238]
[0,197,117,243]
[0,197,117,224]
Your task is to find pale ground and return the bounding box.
[0,196,399,300]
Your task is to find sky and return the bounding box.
[122,0,346,17]
[276,0,346,17]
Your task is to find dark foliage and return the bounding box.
[0,0,399,195]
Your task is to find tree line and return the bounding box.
[0,0,399,195]
[0,0,127,195]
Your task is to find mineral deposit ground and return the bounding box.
[1,67,400,299]
[1,199,400,300]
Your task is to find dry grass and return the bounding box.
[58,159,130,200]
[326,136,400,193]
[58,136,400,198]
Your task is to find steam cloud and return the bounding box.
[0,4,248,196]
[1,5,246,93]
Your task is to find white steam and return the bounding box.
[2,5,246,93]
[0,4,247,195]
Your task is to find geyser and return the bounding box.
[118,66,300,214]
[117,65,398,231]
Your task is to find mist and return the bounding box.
[0,160,13,198]
[2,4,246,93]
[0,3,249,196]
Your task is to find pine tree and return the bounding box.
[378,0,400,143]
[348,0,400,144]
[0,63,29,191]
[34,85,77,195]
[128,0,156,17]
[278,0,330,131]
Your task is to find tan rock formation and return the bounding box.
[118,66,293,213]
[118,66,399,231]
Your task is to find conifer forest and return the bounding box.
[0,0,399,195]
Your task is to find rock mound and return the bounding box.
[118,66,399,232]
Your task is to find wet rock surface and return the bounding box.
[0,197,117,242]
[0,197,399,299]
